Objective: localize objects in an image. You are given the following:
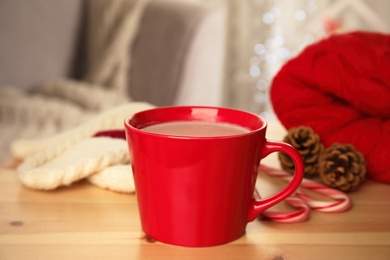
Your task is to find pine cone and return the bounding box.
[319,143,366,192]
[278,126,323,178]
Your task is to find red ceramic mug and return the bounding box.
[124,106,304,247]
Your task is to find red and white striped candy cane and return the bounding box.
[259,193,312,223]
[257,164,352,223]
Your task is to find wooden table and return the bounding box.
[1,122,390,259]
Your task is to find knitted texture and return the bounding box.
[15,102,154,192]
[0,86,93,161]
[17,137,130,190]
[0,0,148,162]
[84,0,148,92]
[88,164,135,193]
[38,79,129,111]
[12,102,155,159]
[271,31,390,184]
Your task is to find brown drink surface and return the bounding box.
[141,121,250,137]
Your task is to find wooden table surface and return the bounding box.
[1,122,390,260]
[1,165,390,260]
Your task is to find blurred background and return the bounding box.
[216,0,390,119]
[0,0,390,161]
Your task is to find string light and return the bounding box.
[250,0,320,115]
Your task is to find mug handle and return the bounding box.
[247,140,304,222]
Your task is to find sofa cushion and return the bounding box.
[0,0,86,91]
[129,0,208,106]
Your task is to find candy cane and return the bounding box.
[257,164,352,223]
[260,194,312,223]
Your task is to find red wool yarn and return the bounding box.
[270,31,390,184]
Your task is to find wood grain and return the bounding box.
[1,166,390,260]
[1,120,389,259]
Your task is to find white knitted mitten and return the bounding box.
[88,164,135,193]
[17,137,130,191]
[15,102,155,193]
[12,102,154,159]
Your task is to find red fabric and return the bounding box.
[270,31,390,184]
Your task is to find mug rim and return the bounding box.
[124,106,267,139]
